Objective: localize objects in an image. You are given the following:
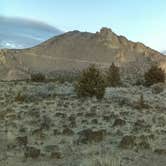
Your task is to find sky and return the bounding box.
[0,0,166,51]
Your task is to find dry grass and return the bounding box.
[80,154,121,166]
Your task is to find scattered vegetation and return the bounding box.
[134,94,149,109]
[75,64,106,99]
[15,92,26,102]
[49,71,80,83]
[81,155,121,166]
[106,63,121,87]
[151,83,165,94]
[144,65,165,86]
[30,72,46,82]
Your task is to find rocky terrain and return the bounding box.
[0,80,166,165]
[0,27,166,81]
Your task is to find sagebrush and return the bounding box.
[144,65,165,86]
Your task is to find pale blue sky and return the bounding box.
[0,0,166,51]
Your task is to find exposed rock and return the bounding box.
[1,27,166,81]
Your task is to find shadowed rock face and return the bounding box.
[0,27,166,80]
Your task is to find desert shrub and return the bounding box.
[134,94,149,109]
[15,92,26,102]
[151,83,165,94]
[144,65,165,86]
[75,65,106,99]
[31,72,46,82]
[106,63,121,87]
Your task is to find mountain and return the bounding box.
[0,27,166,80]
[0,17,63,49]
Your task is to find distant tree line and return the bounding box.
[29,63,165,99]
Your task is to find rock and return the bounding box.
[119,135,136,149]
[77,129,106,144]
[24,146,40,159]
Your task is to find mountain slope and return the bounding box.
[1,28,166,80]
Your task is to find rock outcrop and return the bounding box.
[1,27,166,80]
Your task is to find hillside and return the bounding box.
[0,27,166,80]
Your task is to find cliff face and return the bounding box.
[1,28,166,80]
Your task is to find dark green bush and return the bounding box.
[31,73,46,82]
[106,63,121,87]
[75,65,106,99]
[144,65,165,86]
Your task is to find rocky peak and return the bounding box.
[96,27,115,40]
[95,27,120,48]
